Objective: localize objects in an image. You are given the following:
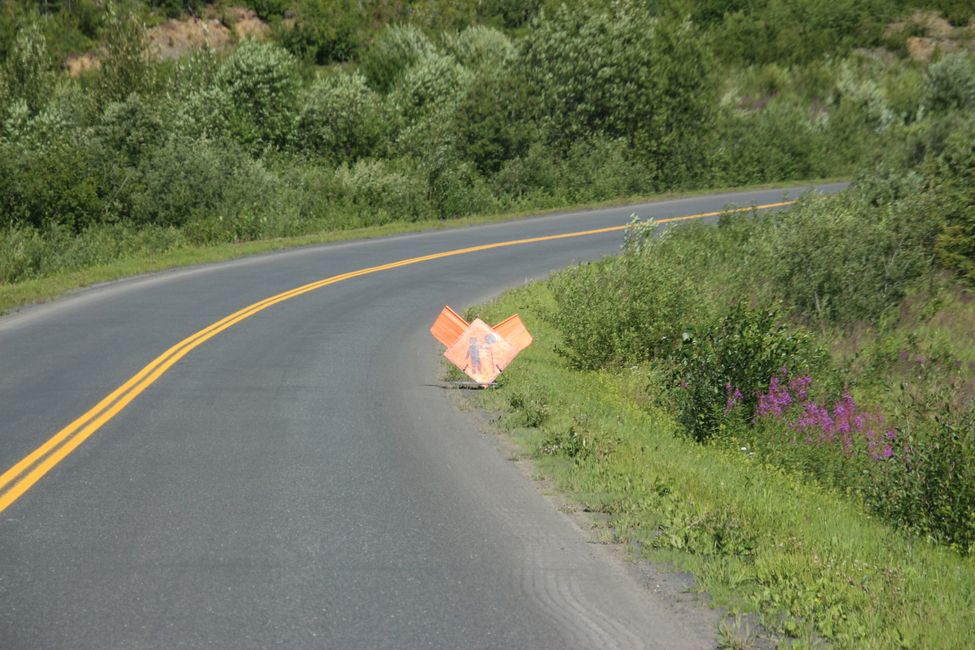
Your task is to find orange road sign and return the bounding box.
[430,306,533,386]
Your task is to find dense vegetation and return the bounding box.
[1,0,972,287]
[466,9,975,642]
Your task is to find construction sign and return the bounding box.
[430,306,533,386]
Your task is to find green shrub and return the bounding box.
[279,0,363,65]
[331,159,432,225]
[294,71,391,163]
[872,399,975,552]
[925,117,975,284]
[359,24,437,93]
[96,92,166,165]
[714,100,825,185]
[129,137,283,231]
[451,68,533,175]
[441,25,514,71]
[391,53,471,124]
[547,240,701,370]
[213,40,299,148]
[95,5,156,106]
[759,194,934,324]
[522,5,717,188]
[672,304,817,442]
[0,132,107,231]
[2,17,56,114]
[924,53,975,114]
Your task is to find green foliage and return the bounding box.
[874,396,975,552]
[522,3,717,187]
[759,196,935,324]
[450,68,531,175]
[279,0,364,65]
[441,25,514,70]
[672,305,816,442]
[213,40,299,148]
[2,17,56,114]
[924,52,975,113]
[359,23,437,92]
[391,53,471,124]
[95,4,156,106]
[294,71,391,163]
[925,116,975,284]
[331,159,432,225]
[246,0,288,20]
[548,236,702,370]
[714,100,826,186]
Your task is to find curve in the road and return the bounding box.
[0,199,794,514]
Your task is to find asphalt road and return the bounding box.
[0,184,845,648]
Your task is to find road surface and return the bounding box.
[0,184,845,648]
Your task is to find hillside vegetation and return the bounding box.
[1,0,973,291]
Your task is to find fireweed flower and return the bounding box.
[755,371,898,461]
[724,383,743,412]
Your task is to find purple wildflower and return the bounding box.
[757,375,793,418]
[724,383,744,413]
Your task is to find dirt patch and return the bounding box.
[63,52,100,76]
[219,6,271,40]
[887,10,975,61]
[62,5,270,75]
[149,17,233,60]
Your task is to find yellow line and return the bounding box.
[0,200,794,513]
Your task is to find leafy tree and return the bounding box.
[522,2,717,187]
[441,25,514,71]
[214,40,299,148]
[359,24,437,93]
[95,4,155,106]
[280,0,364,65]
[924,53,975,114]
[391,53,471,124]
[2,17,56,114]
[294,71,391,163]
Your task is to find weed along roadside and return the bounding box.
[463,194,975,647]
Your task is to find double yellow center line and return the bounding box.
[0,200,794,514]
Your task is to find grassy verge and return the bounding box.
[468,283,975,649]
[0,178,842,316]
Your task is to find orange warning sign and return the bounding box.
[430,306,533,386]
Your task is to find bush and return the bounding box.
[95,5,156,106]
[548,237,702,370]
[0,132,107,231]
[359,24,437,93]
[391,53,471,124]
[441,25,514,71]
[451,68,533,176]
[2,18,56,114]
[294,71,391,163]
[672,305,818,442]
[213,40,299,148]
[759,194,935,324]
[522,5,717,188]
[714,100,825,185]
[128,137,282,231]
[872,400,975,552]
[279,0,363,65]
[924,53,975,114]
[925,117,975,284]
[331,159,432,225]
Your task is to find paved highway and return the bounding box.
[0,184,845,648]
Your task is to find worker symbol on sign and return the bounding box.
[431,306,532,386]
